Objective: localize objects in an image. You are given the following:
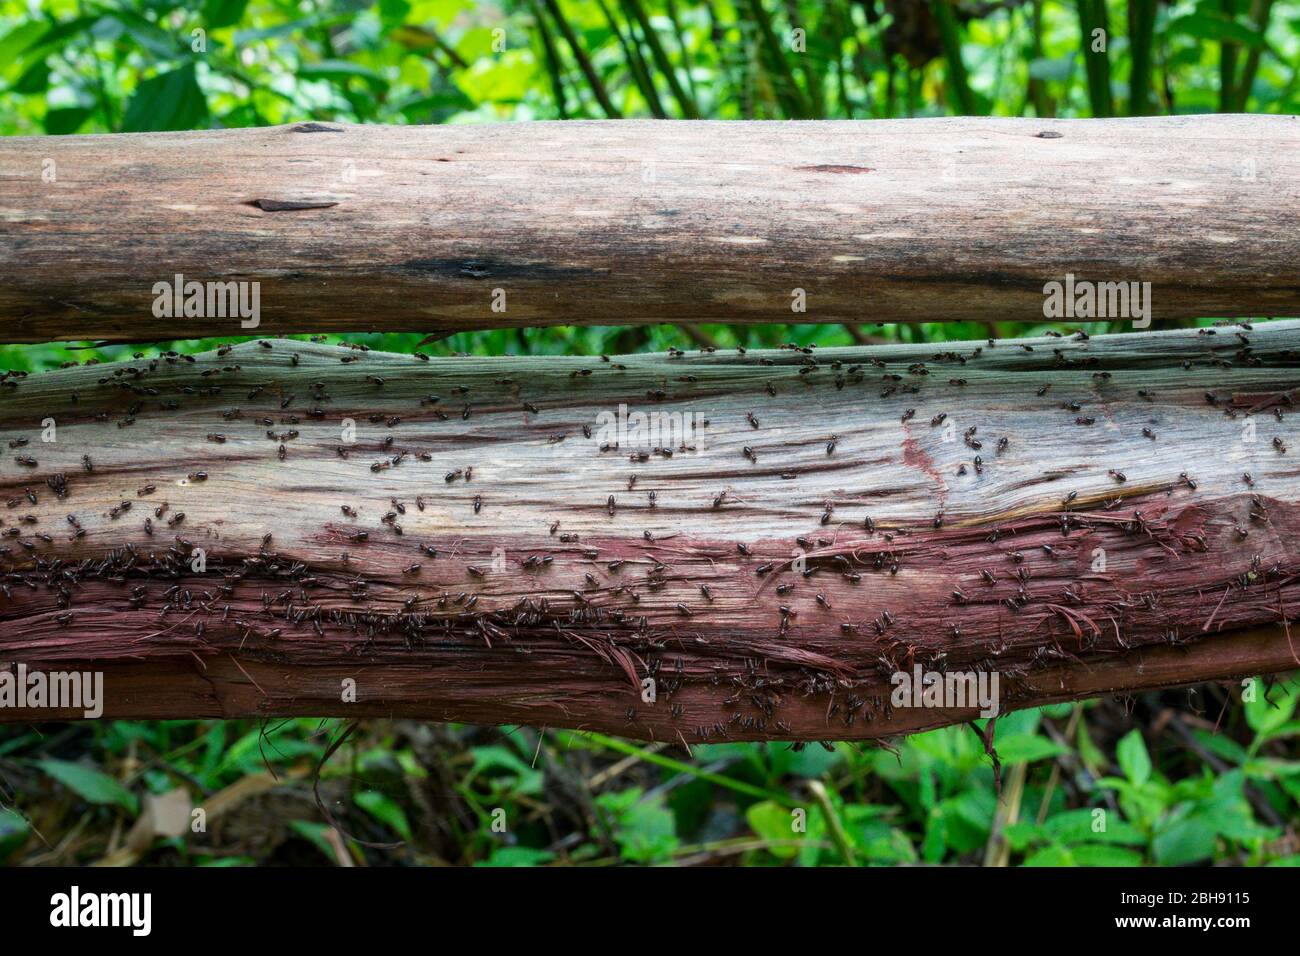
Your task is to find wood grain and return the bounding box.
[1,323,1299,739]
[2,115,1297,343]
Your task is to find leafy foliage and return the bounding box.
[2,0,1298,137]
[2,685,1297,865]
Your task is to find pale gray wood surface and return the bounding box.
[2,115,1297,343]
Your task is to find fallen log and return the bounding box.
[2,115,1298,344]
[1,322,1299,741]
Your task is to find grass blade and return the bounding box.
[530,0,571,118]
[597,0,668,117]
[1219,0,1239,111]
[622,0,699,116]
[1129,0,1156,115]
[562,731,796,807]
[932,0,979,115]
[1233,0,1276,109]
[1077,0,1113,116]
[543,0,624,117]
[744,0,813,118]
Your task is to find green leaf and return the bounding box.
[992,734,1067,764]
[797,807,828,868]
[1168,12,1270,48]
[394,89,474,122]
[1192,727,1249,765]
[843,804,916,863]
[44,107,93,135]
[377,0,412,27]
[596,788,678,864]
[0,21,48,80]
[33,14,101,53]
[1116,730,1152,787]
[854,821,918,864]
[475,846,554,867]
[746,793,826,865]
[783,742,845,778]
[39,758,138,813]
[112,10,185,60]
[233,19,316,45]
[218,727,321,775]
[467,745,543,796]
[203,0,250,30]
[1253,720,1300,748]
[996,708,1042,738]
[1245,757,1300,780]
[1002,820,1044,851]
[1041,807,1146,846]
[1024,844,1075,866]
[354,790,412,841]
[921,807,948,863]
[3,17,95,91]
[1071,844,1145,866]
[298,60,390,94]
[1245,678,1298,734]
[287,820,338,863]
[0,807,30,862]
[12,59,49,95]
[123,63,209,132]
[918,764,937,810]
[1153,813,1216,866]
[943,789,997,851]
[746,800,801,859]
[1204,770,1276,843]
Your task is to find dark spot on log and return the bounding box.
[247,199,340,212]
[878,271,1049,291]
[1035,131,1063,139]
[795,165,874,174]
[396,258,599,282]
[289,123,344,133]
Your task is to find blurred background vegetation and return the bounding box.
[1,0,1298,866]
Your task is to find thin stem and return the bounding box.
[1077,0,1113,117]
[77,0,117,132]
[622,0,699,116]
[744,0,813,118]
[530,0,571,118]
[932,0,979,115]
[663,0,700,103]
[783,0,825,116]
[1128,0,1156,115]
[598,0,667,117]
[1219,0,1239,112]
[1233,0,1276,110]
[542,0,623,117]
[832,2,855,119]
[807,780,858,866]
[561,731,795,807]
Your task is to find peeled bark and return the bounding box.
[1,322,1299,740]
[1,115,1298,344]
